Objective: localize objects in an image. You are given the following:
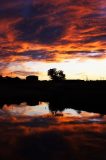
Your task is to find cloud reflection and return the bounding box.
[0,101,106,160]
[0,113,106,160]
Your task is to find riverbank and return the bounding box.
[0,80,106,114]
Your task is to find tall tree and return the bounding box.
[48,68,65,81]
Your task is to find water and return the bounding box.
[0,101,106,160]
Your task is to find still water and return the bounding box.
[0,101,106,160]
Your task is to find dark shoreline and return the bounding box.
[0,79,106,114]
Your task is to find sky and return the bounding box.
[0,0,106,80]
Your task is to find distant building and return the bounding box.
[26,75,38,82]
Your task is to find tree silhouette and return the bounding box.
[48,68,65,81]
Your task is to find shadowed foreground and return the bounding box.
[0,102,106,160]
[0,78,106,159]
[0,79,106,114]
[0,113,106,160]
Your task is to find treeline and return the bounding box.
[0,75,38,83]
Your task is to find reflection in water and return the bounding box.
[1,101,101,118]
[0,101,106,160]
[2,102,49,116]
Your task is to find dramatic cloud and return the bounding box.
[0,0,106,78]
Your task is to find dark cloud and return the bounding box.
[20,50,55,60]
[0,50,18,59]
[37,25,65,44]
[0,48,56,62]
[0,5,22,19]
[67,0,92,6]
[1,45,22,51]
[81,35,106,44]
[0,32,7,39]
[58,40,71,45]
[14,15,65,44]
[27,3,55,17]
[64,50,106,58]
[14,17,48,42]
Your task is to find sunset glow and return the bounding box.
[0,0,106,79]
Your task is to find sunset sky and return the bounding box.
[0,0,106,80]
